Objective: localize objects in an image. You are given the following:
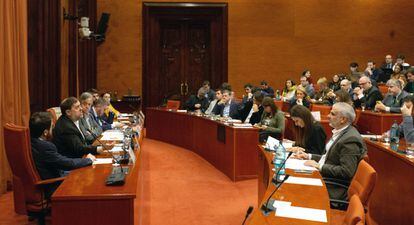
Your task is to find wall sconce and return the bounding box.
[78,17,93,39]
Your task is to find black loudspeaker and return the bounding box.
[95,12,110,42]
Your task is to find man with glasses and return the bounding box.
[353,76,383,109]
[375,79,409,113]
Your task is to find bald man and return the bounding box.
[353,76,383,109]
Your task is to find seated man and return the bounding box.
[294,102,367,201]
[214,89,240,119]
[298,75,315,99]
[205,89,222,115]
[353,76,383,109]
[200,80,216,102]
[53,97,109,158]
[79,92,102,144]
[239,90,264,125]
[90,98,122,131]
[242,83,253,104]
[260,80,275,98]
[311,77,333,105]
[404,68,414,93]
[185,88,209,112]
[375,79,409,113]
[30,112,95,197]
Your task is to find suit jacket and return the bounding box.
[404,82,414,94]
[262,87,275,98]
[380,63,393,83]
[31,137,92,180]
[354,86,383,109]
[185,95,209,112]
[79,113,103,144]
[238,100,264,124]
[382,90,409,113]
[311,126,367,200]
[214,100,241,119]
[52,115,98,158]
[90,107,112,131]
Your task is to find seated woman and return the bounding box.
[282,79,296,102]
[254,97,285,143]
[289,86,310,110]
[289,105,327,155]
[334,89,353,106]
[102,92,120,124]
[329,74,341,92]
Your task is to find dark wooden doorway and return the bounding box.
[143,3,228,108]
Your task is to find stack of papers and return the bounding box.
[109,146,124,153]
[285,176,323,186]
[120,113,133,117]
[176,110,187,113]
[101,130,124,141]
[361,134,381,139]
[275,206,327,223]
[232,123,253,128]
[92,158,113,165]
[285,159,317,171]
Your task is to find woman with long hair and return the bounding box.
[254,97,285,142]
[289,105,326,155]
[282,79,296,101]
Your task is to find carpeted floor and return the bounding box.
[0,138,257,225]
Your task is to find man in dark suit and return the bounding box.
[30,112,95,197]
[185,88,209,112]
[404,68,414,94]
[239,90,264,125]
[295,102,367,201]
[380,54,393,83]
[364,60,384,84]
[214,89,240,119]
[260,80,275,98]
[340,79,355,100]
[79,92,102,144]
[353,76,383,109]
[375,79,409,113]
[53,97,109,158]
[90,98,122,131]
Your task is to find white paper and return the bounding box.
[265,136,280,150]
[232,123,253,128]
[101,130,124,141]
[227,119,242,123]
[276,206,327,223]
[311,111,321,121]
[176,110,187,113]
[361,134,381,139]
[272,200,292,208]
[120,113,133,117]
[93,158,113,165]
[285,176,323,186]
[109,146,124,153]
[285,159,317,171]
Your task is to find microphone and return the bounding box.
[260,174,290,216]
[241,206,254,225]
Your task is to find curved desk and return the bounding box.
[248,146,331,225]
[145,107,259,181]
[364,139,414,225]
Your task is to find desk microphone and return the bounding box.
[261,150,293,216]
[241,206,254,225]
[87,128,127,186]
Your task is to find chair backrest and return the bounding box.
[3,123,43,206]
[353,109,361,128]
[274,100,283,111]
[166,100,180,110]
[378,85,388,96]
[310,104,331,116]
[342,195,365,225]
[47,107,61,124]
[348,160,377,207]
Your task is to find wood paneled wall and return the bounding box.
[97,0,414,98]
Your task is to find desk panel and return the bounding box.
[356,110,402,134]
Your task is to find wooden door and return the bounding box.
[143,3,228,109]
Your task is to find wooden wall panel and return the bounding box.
[97,0,414,98]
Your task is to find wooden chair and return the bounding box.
[330,195,365,225]
[47,107,61,125]
[3,123,64,225]
[325,159,377,210]
[310,104,332,116]
[166,100,181,110]
[274,100,283,111]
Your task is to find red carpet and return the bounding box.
[0,138,257,225]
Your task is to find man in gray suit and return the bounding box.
[79,92,103,144]
[375,79,409,113]
[295,102,367,201]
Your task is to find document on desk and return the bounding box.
[109,146,124,153]
[285,176,323,186]
[101,130,124,141]
[361,134,381,139]
[275,206,327,223]
[285,159,317,171]
[232,123,253,128]
[93,158,113,165]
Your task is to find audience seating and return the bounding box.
[166,100,181,110]
[331,195,365,225]
[325,159,377,210]
[47,107,61,125]
[310,104,331,116]
[378,84,388,96]
[3,123,65,225]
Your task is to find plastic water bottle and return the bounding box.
[390,120,400,151]
[275,90,281,100]
[273,143,286,180]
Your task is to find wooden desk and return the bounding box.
[51,128,144,225]
[364,139,414,225]
[356,110,402,134]
[145,107,259,181]
[249,146,331,225]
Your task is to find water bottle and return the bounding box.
[390,120,400,151]
[273,143,286,181]
[275,90,280,100]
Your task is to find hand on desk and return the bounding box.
[291,151,309,160]
[86,153,96,162]
[253,124,267,130]
[304,160,319,169]
[97,141,115,154]
[287,146,305,153]
[194,103,201,108]
[374,101,386,112]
